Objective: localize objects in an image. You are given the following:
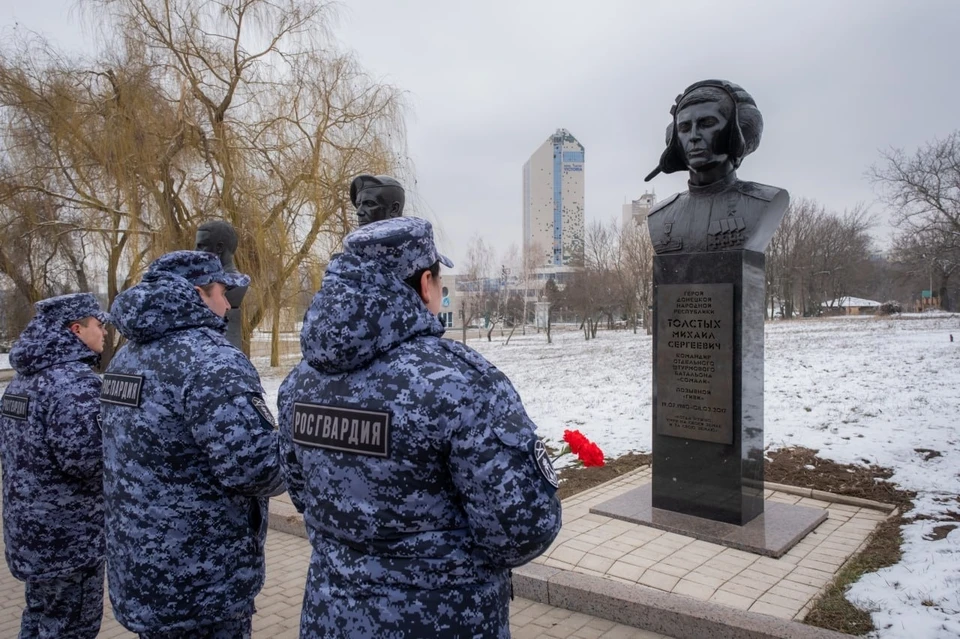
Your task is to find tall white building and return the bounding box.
[523,129,585,267]
[622,192,657,228]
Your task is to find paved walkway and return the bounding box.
[0,523,670,638]
[535,466,889,622]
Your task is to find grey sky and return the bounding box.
[4,0,959,270]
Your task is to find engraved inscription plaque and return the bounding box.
[656,283,734,444]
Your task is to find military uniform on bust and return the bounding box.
[0,293,109,639]
[278,217,562,638]
[647,174,786,254]
[101,251,285,639]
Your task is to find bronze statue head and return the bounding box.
[195,220,239,270]
[645,80,763,182]
[350,175,405,226]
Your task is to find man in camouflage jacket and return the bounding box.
[279,217,563,638]
[101,251,285,639]
[0,293,109,639]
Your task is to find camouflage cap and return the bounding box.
[35,292,110,325]
[146,250,251,289]
[343,217,453,281]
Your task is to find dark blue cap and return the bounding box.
[343,217,453,281]
[145,250,250,289]
[35,293,109,325]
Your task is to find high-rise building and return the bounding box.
[523,129,585,267]
[622,192,657,228]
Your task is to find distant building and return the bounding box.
[523,129,585,268]
[622,192,657,228]
[823,296,882,316]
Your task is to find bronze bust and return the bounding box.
[350,175,405,226]
[195,220,247,349]
[645,80,788,254]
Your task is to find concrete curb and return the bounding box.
[268,498,307,538]
[764,481,896,513]
[511,563,853,639]
[0,369,14,383]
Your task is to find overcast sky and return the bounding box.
[3,0,959,269]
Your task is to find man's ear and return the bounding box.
[389,200,402,216]
[68,322,82,336]
[419,270,434,305]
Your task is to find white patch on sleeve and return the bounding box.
[533,439,558,488]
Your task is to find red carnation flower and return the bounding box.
[563,429,588,454]
[578,441,605,467]
[561,429,605,467]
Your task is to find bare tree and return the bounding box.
[566,220,620,339]
[766,198,875,318]
[615,220,654,334]
[0,1,408,364]
[457,235,494,344]
[872,132,960,310]
[519,239,547,335]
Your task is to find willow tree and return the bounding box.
[81,0,408,360]
[0,0,408,363]
[0,35,182,359]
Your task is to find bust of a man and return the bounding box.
[645,80,788,254]
[195,220,247,349]
[350,175,405,226]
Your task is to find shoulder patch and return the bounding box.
[101,373,144,408]
[736,181,782,202]
[532,439,559,489]
[647,192,680,216]
[292,402,391,457]
[250,395,277,429]
[1,394,29,421]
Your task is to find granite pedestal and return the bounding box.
[590,484,827,558]
[592,250,826,556]
[651,250,766,524]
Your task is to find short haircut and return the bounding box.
[404,261,441,297]
[64,317,93,330]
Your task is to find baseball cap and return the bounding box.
[145,250,250,289]
[35,292,110,325]
[343,217,453,281]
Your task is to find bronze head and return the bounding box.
[350,175,405,226]
[195,220,239,270]
[645,80,763,182]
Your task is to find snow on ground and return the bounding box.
[0,354,8,370]
[264,313,960,638]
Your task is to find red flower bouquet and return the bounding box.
[560,429,605,468]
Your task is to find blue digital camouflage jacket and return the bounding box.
[279,252,562,639]
[0,296,104,581]
[102,269,285,633]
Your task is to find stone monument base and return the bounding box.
[591,484,827,558]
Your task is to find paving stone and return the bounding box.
[638,569,680,591]
[749,600,796,620]
[709,589,755,610]
[671,578,716,600]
